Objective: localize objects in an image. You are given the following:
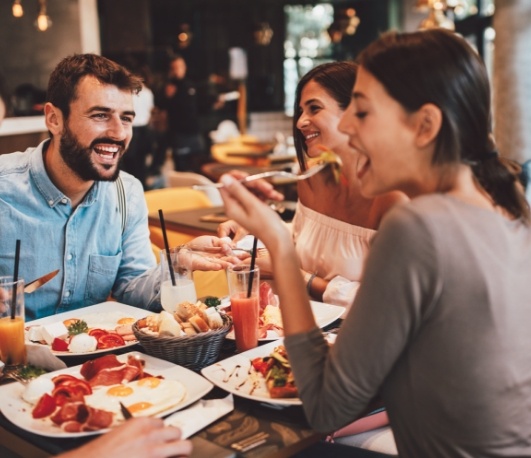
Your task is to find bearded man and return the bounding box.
[0,54,237,320]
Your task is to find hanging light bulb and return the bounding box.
[418,0,455,31]
[12,0,24,18]
[35,0,52,32]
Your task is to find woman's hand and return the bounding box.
[56,417,192,458]
[218,174,292,253]
[217,219,249,242]
[227,170,285,202]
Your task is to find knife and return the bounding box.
[24,269,60,294]
[120,401,133,420]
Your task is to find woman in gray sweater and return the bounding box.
[219,29,531,457]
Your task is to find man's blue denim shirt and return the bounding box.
[0,140,161,321]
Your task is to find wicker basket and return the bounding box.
[132,314,232,371]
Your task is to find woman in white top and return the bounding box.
[219,62,406,311]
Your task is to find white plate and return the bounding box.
[201,339,301,406]
[0,351,213,438]
[25,302,153,357]
[225,300,344,341]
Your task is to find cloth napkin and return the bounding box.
[164,394,234,439]
[25,343,67,371]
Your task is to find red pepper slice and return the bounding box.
[32,393,57,419]
[97,333,125,349]
[51,337,70,352]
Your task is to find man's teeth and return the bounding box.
[94,146,119,157]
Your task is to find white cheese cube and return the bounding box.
[41,322,68,345]
[26,325,44,342]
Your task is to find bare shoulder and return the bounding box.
[371,191,409,227]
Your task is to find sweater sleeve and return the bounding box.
[284,204,442,433]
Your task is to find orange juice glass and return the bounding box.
[0,277,26,367]
[227,265,260,352]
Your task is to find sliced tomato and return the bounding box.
[97,333,125,349]
[88,328,108,340]
[51,337,70,352]
[32,393,57,419]
[251,357,274,377]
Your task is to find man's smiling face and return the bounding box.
[58,75,135,182]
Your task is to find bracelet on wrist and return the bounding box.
[306,272,317,295]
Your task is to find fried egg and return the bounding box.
[84,377,186,418]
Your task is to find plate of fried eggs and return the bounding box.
[0,351,214,437]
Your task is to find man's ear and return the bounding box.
[415,103,442,149]
[44,102,64,136]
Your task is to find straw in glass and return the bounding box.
[247,236,258,298]
[11,239,21,320]
[158,209,176,286]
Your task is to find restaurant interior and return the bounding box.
[1,1,531,457]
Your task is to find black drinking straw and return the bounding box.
[247,236,258,298]
[11,239,21,320]
[158,209,176,286]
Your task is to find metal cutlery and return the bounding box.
[231,431,270,452]
[119,401,133,420]
[192,163,328,190]
[24,269,60,294]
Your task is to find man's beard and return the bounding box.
[59,123,125,182]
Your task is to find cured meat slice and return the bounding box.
[80,354,123,380]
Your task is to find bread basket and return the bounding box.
[132,314,232,371]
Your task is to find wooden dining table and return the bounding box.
[148,206,226,238]
[0,333,335,458]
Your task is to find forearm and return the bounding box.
[301,270,328,302]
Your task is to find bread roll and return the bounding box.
[205,308,224,329]
[175,301,197,321]
[189,315,210,333]
[181,322,197,336]
[159,311,183,337]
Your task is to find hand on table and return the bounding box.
[217,219,249,243]
[55,417,192,458]
[183,235,244,270]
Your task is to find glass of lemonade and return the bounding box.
[0,277,26,368]
[160,247,197,313]
[227,265,260,352]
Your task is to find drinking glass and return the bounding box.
[0,277,26,368]
[227,265,260,352]
[160,247,197,313]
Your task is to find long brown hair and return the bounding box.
[358,29,529,222]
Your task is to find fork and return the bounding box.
[192,163,328,190]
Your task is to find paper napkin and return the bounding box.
[164,394,234,439]
[25,343,67,371]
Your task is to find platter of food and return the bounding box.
[201,339,301,406]
[0,351,213,438]
[25,302,152,357]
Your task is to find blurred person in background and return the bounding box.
[158,54,204,173]
[122,64,155,188]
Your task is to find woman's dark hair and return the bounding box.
[293,61,357,171]
[357,29,529,221]
[46,53,143,120]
